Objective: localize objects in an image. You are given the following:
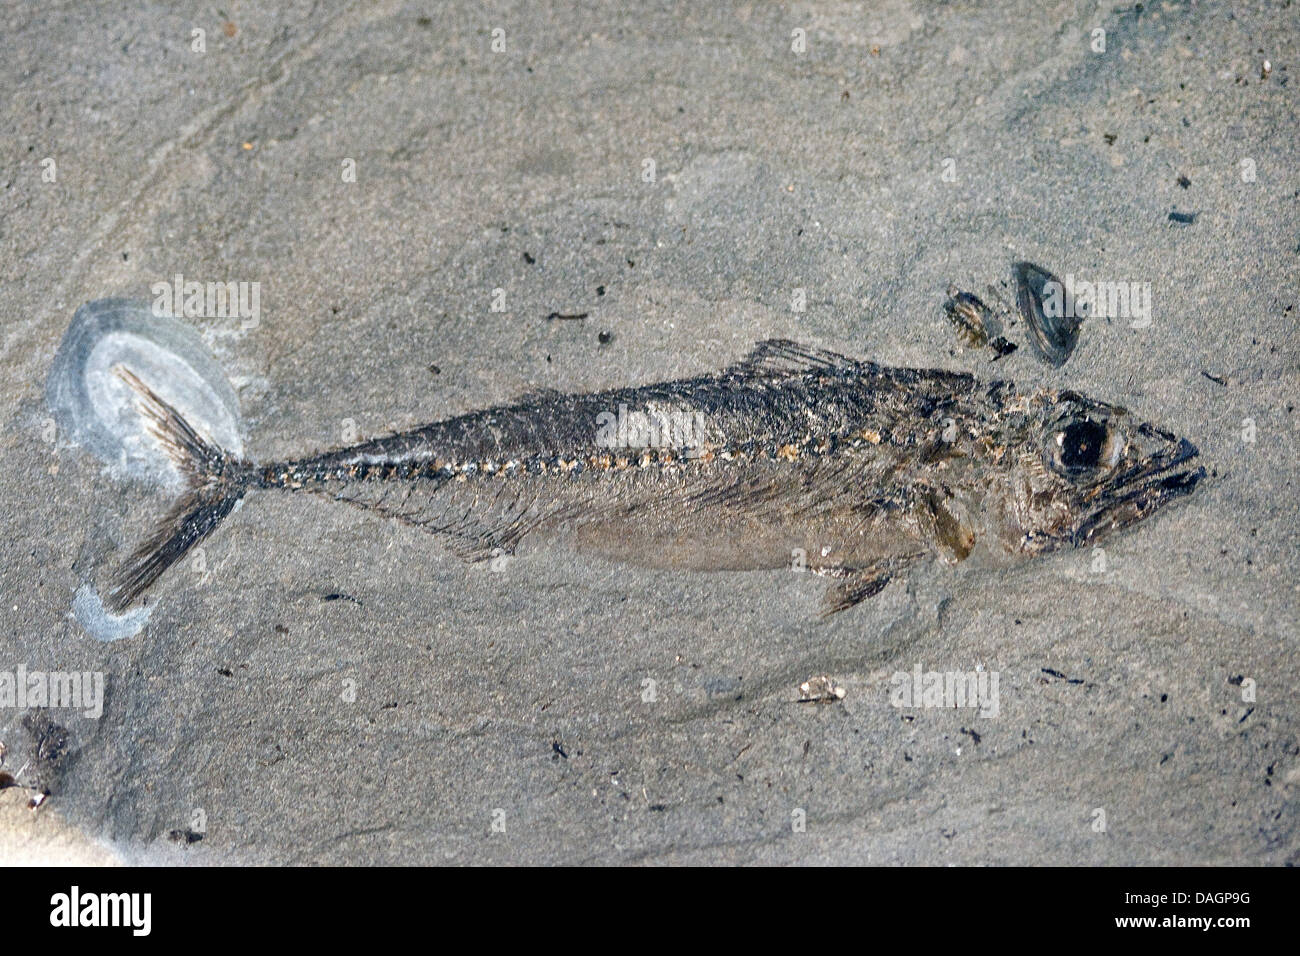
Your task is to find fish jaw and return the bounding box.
[1067,437,1204,547]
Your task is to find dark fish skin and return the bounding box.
[107,341,1204,615]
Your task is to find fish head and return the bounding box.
[994,389,1204,554]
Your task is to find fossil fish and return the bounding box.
[107,340,1203,616]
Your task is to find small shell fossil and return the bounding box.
[943,286,1017,360]
[798,675,846,702]
[1012,261,1082,368]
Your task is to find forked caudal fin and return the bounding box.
[106,367,250,611]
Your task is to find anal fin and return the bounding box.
[310,473,547,564]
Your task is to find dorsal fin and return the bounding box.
[724,339,869,379]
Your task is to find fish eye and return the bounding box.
[1049,419,1121,476]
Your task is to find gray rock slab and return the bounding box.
[0,1,1296,864]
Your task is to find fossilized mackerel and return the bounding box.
[108,340,1203,615]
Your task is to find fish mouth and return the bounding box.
[1070,437,1205,546]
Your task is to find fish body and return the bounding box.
[109,340,1203,614]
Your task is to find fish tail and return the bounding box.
[106,366,252,611]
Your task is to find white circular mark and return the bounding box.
[72,584,151,642]
[46,298,243,487]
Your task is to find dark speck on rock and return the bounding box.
[322,592,362,606]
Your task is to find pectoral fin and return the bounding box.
[816,554,920,617]
[921,490,976,563]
